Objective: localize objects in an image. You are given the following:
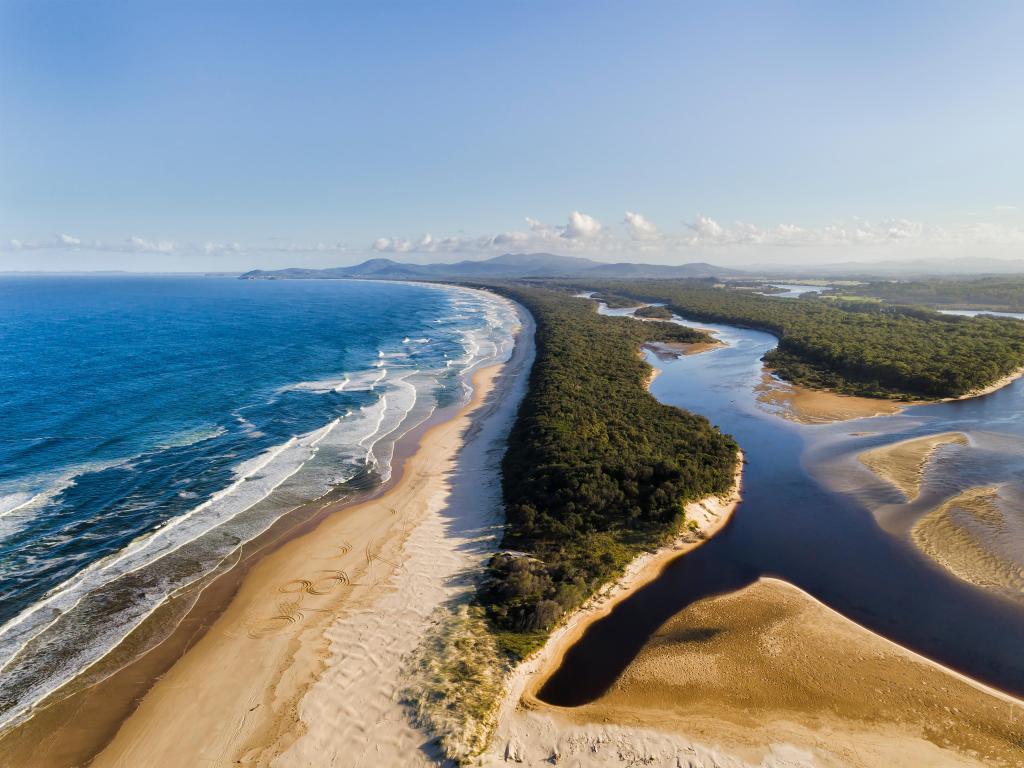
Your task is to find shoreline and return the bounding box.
[83,300,531,768]
[759,362,1024,425]
[488,451,744,748]
[0,288,530,768]
[491,577,1022,768]
[779,577,1024,709]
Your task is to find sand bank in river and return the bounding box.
[644,339,726,358]
[481,458,744,765]
[858,431,968,502]
[757,365,1024,426]
[0,304,534,768]
[483,578,1023,767]
[755,373,905,424]
[913,486,1024,601]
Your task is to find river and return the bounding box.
[539,302,1024,706]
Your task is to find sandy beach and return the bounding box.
[84,305,532,768]
[0,296,533,768]
[858,431,968,502]
[483,578,1024,767]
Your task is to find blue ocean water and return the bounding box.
[0,275,516,728]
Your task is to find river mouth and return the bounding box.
[538,307,1024,707]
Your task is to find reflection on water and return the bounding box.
[540,307,1024,706]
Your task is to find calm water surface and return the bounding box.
[541,304,1024,705]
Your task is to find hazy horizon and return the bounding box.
[2,1,1022,272]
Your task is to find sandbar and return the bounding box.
[483,578,1024,767]
[756,372,905,424]
[858,432,968,502]
[913,486,1024,600]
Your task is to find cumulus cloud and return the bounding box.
[562,210,602,239]
[6,209,1024,264]
[624,211,659,240]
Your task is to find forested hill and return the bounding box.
[474,284,739,657]
[559,278,1024,400]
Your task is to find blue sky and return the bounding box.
[1,0,1022,270]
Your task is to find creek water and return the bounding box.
[540,304,1024,706]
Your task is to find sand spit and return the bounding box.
[484,578,1022,767]
[757,364,1024,426]
[76,304,534,768]
[959,364,1024,400]
[913,486,1024,600]
[481,458,744,765]
[644,339,725,358]
[858,432,968,502]
[755,373,905,424]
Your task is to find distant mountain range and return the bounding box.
[239,252,741,281]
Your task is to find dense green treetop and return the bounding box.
[471,284,739,657]
[633,304,674,319]
[828,277,1024,311]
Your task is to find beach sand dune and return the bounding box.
[858,431,968,501]
[483,578,1023,767]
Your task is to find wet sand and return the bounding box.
[644,339,726,358]
[859,432,968,502]
[756,373,905,424]
[757,365,1024,426]
[484,578,1024,767]
[913,486,1024,600]
[84,314,531,768]
[1,302,532,768]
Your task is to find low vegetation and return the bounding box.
[557,278,1024,400]
[474,284,739,658]
[401,604,507,762]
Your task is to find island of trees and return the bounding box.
[633,304,674,319]
[556,278,1024,400]
[474,284,739,657]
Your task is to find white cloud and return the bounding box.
[624,211,659,240]
[125,236,175,253]
[6,209,1024,266]
[372,236,414,253]
[562,210,602,239]
[689,215,725,242]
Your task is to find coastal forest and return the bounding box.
[827,277,1024,311]
[475,284,739,657]
[560,279,1024,400]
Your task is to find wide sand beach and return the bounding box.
[0,295,533,768]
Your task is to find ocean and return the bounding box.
[0,275,517,730]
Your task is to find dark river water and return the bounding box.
[540,305,1024,706]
